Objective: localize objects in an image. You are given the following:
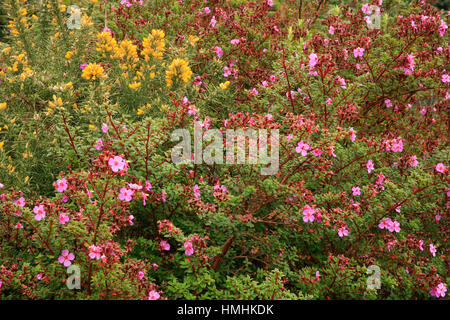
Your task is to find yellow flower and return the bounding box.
[219,81,230,90]
[81,63,105,80]
[142,29,165,61]
[165,59,193,87]
[0,102,6,110]
[65,51,74,59]
[128,82,141,90]
[0,141,4,152]
[188,35,199,46]
[48,95,63,109]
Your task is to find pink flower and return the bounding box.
[148,290,160,300]
[338,226,349,238]
[184,240,194,256]
[145,180,152,191]
[349,127,356,141]
[204,7,210,14]
[362,3,370,14]
[80,63,87,70]
[128,215,134,226]
[58,250,75,267]
[435,283,447,298]
[384,99,392,108]
[101,123,108,133]
[309,53,319,69]
[193,184,201,198]
[337,76,347,89]
[328,26,335,34]
[353,47,365,58]
[312,148,322,156]
[162,189,166,202]
[59,212,69,225]
[409,155,418,167]
[366,160,374,173]
[419,240,424,251]
[352,186,361,196]
[55,178,68,193]
[231,39,240,45]
[302,205,315,223]
[36,273,43,280]
[209,16,217,27]
[435,163,446,173]
[119,188,134,202]
[14,197,26,207]
[33,205,46,221]
[138,271,145,279]
[214,46,223,58]
[95,138,103,150]
[438,19,448,37]
[89,245,102,260]
[295,141,310,156]
[108,155,126,173]
[389,220,401,233]
[160,240,170,251]
[429,243,436,257]
[378,217,392,230]
[267,0,274,6]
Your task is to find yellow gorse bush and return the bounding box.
[96,31,118,58]
[142,29,166,61]
[165,59,192,88]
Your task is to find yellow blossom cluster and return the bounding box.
[142,30,165,61]
[96,31,118,58]
[165,59,192,87]
[81,63,105,80]
[113,39,139,68]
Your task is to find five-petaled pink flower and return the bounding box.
[378,217,392,230]
[89,245,102,260]
[58,250,75,267]
[430,283,447,298]
[295,141,310,156]
[302,205,315,223]
[138,271,145,279]
[55,178,68,193]
[119,188,134,202]
[338,226,349,238]
[352,186,361,196]
[148,290,160,300]
[108,155,126,173]
[33,205,46,221]
[59,212,69,225]
[353,47,365,58]
[435,163,446,173]
[184,240,194,256]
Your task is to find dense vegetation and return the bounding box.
[0,0,448,300]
